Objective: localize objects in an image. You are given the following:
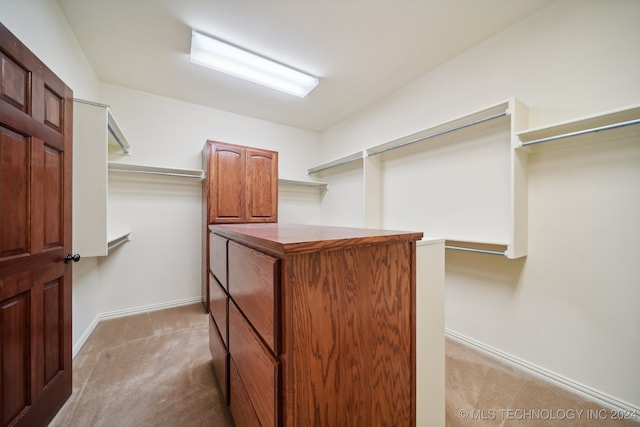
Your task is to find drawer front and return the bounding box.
[229,358,261,427]
[228,241,279,352]
[210,233,228,289]
[209,273,228,347]
[229,302,279,427]
[209,315,229,404]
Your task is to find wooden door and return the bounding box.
[245,148,277,223]
[208,141,245,223]
[0,23,73,427]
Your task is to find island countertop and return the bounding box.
[210,223,423,256]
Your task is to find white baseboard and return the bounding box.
[445,329,640,420]
[98,296,202,321]
[72,314,100,359]
[72,296,203,359]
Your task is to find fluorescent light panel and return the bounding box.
[190,30,318,98]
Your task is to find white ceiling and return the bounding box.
[56,0,554,132]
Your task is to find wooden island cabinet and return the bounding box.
[207,223,423,427]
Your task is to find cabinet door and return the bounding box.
[245,148,278,223]
[208,142,245,223]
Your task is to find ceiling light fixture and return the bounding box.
[190,30,318,98]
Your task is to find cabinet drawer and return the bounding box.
[229,302,279,427]
[209,315,229,404]
[210,233,228,289]
[229,358,261,427]
[228,241,279,352]
[209,272,228,347]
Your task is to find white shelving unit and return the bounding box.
[308,98,529,259]
[308,99,639,260]
[73,99,132,257]
[516,104,640,152]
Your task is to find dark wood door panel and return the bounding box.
[0,292,30,427]
[0,126,29,258]
[0,50,30,113]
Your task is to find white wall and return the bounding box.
[318,0,640,410]
[96,83,320,318]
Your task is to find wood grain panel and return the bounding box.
[0,126,29,258]
[209,315,229,404]
[228,241,278,352]
[209,273,228,346]
[42,144,63,249]
[245,149,277,222]
[0,52,29,112]
[1,292,30,426]
[229,358,260,427]
[210,233,227,289]
[287,242,414,426]
[43,86,62,132]
[229,302,278,427]
[212,145,244,222]
[42,279,62,385]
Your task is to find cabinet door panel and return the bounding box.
[229,302,278,427]
[245,148,277,223]
[209,143,245,223]
[228,241,278,352]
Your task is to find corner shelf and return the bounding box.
[108,162,205,180]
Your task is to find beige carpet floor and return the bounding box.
[50,303,234,427]
[50,303,638,426]
[446,337,639,427]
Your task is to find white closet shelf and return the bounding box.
[278,178,327,190]
[307,101,514,175]
[307,151,364,175]
[517,104,640,151]
[108,162,205,180]
[366,101,511,157]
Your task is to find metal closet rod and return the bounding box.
[367,110,508,157]
[522,118,640,147]
[108,236,130,251]
[444,245,506,256]
[108,167,204,179]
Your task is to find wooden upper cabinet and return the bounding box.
[205,141,278,224]
[245,148,278,222]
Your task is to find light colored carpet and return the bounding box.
[50,303,234,427]
[50,303,638,426]
[445,337,639,426]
